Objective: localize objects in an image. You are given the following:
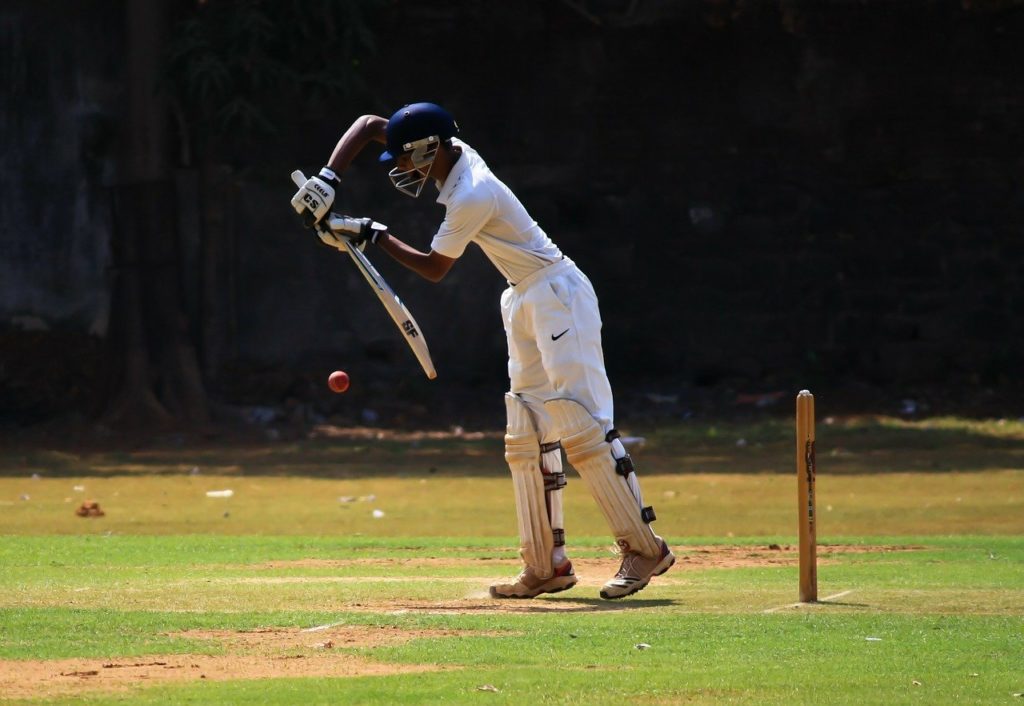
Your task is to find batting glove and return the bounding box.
[290,166,340,227]
[316,215,388,252]
[332,216,388,246]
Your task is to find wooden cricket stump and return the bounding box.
[796,390,818,602]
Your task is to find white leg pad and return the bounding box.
[545,398,661,558]
[505,394,555,579]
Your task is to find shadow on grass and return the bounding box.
[538,597,678,612]
[764,599,873,613]
[815,600,873,608]
[352,598,677,615]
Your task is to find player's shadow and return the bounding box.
[533,597,678,612]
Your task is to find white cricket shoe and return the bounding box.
[600,538,675,599]
[489,560,578,599]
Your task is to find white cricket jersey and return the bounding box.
[431,138,562,284]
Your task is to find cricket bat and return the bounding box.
[291,170,437,380]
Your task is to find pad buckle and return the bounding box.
[641,506,657,523]
[607,429,635,478]
[540,441,562,454]
[552,528,566,547]
[544,471,567,492]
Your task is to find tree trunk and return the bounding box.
[199,162,237,383]
[102,0,209,429]
[102,184,172,429]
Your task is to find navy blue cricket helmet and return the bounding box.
[380,103,459,197]
[379,102,459,163]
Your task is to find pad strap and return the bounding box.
[606,429,635,477]
[546,398,661,558]
[540,441,562,454]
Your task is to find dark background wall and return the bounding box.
[2,0,1022,428]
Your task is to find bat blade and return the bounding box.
[289,169,437,379]
[343,244,437,380]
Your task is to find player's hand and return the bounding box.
[314,223,354,252]
[290,167,340,227]
[329,215,388,247]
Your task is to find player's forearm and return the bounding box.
[326,115,388,174]
[377,234,452,283]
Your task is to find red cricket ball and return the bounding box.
[328,370,350,393]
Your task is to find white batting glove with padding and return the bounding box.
[316,215,388,252]
[330,215,388,246]
[290,167,340,227]
[315,224,354,252]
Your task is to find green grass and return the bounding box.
[0,536,1022,704]
[1,470,1020,536]
[0,414,1022,704]
[105,613,1024,705]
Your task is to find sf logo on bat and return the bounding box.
[402,320,419,338]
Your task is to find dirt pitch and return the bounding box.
[0,625,459,700]
[0,544,919,698]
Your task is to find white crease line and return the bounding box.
[301,621,347,633]
[763,589,854,613]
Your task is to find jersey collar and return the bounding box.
[435,147,470,206]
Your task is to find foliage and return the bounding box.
[162,0,380,160]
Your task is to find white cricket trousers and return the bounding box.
[500,258,615,442]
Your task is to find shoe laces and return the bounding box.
[616,553,641,579]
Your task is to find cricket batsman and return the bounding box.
[290,102,674,599]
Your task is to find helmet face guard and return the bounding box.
[387,136,440,198]
[380,103,458,198]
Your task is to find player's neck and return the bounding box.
[431,144,462,183]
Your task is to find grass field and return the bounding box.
[1,414,1022,704]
